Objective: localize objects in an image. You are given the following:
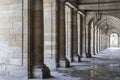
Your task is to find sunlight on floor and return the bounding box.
[42,48,120,80]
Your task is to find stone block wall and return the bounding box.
[44,0,56,59]
[0,0,28,79]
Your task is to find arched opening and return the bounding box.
[110,33,119,48]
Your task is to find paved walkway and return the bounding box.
[42,48,120,80]
[1,48,120,80]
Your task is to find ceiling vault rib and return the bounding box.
[79,1,120,5]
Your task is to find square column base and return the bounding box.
[86,53,92,58]
[32,65,50,79]
[78,55,81,62]
[70,58,74,62]
[58,58,70,68]
[93,52,96,55]
[73,55,81,62]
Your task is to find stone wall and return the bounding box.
[0,0,28,79]
[44,0,56,59]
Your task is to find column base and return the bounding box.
[96,51,99,54]
[86,53,92,58]
[70,55,81,62]
[58,58,70,68]
[93,52,96,55]
[32,64,50,79]
[85,53,89,58]
[70,58,74,62]
[80,52,83,58]
[88,55,92,58]
[74,55,81,62]
[98,51,100,53]
[78,55,81,62]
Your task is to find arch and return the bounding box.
[110,33,119,48]
[96,15,120,32]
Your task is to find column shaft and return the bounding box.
[85,24,87,57]
[93,25,96,55]
[87,21,92,58]
[101,33,103,50]
[96,28,98,53]
[30,0,50,78]
[97,28,99,53]
[80,15,83,58]
[71,8,80,62]
[99,30,101,51]
[56,0,70,67]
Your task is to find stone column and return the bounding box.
[56,0,70,67]
[93,25,96,55]
[96,27,98,53]
[87,20,92,58]
[80,15,83,58]
[85,22,87,57]
[105,34,107,49]
[100,32,101,51]
[30,0,50,79]
[108,35,110,48]
[81,17,87,58]
[97,29,100,53]
[101,32,103,51]
[103,33,106,50]
[71,8,74,62]
[103,33,105,50]
[71,8,80,62]
[117,35,120,48]
[99,30,101,51]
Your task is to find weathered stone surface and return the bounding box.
[44,0,56,59]
[0,0,28,79]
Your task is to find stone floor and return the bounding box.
[0,48,120,80]
[42,48,120,80]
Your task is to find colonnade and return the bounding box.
[28,0,108,79]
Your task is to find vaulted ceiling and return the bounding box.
[67,0,120,34]
[77,0,120,34]
[78,0,120,15]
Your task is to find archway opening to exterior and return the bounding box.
[110,33,119,48]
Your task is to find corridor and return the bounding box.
[44,48,120,80]
[0,0,120,79]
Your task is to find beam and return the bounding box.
[85,9,120,12]
[66,0,78,8]
[86,11,120,17]
[79,1,120,5]
[79,2,120,11]
[86,11,120,14]
[65,2,85,16]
